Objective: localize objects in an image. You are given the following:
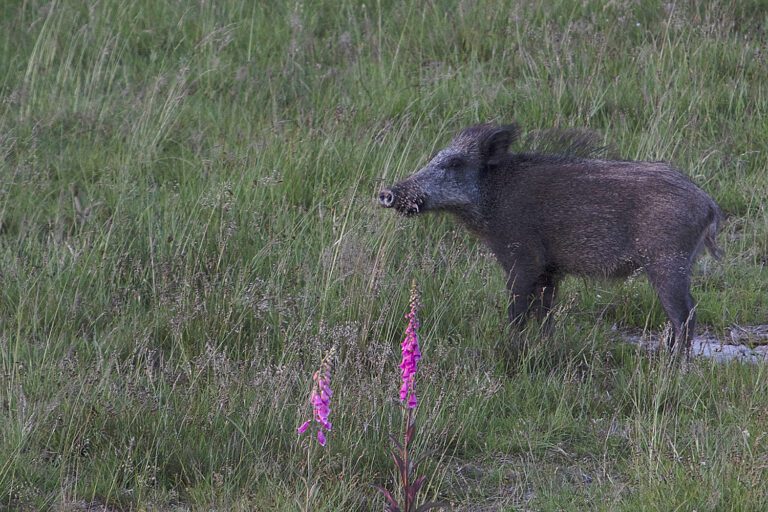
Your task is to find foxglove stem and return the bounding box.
[403,406,413,512]
[374,281,446,512]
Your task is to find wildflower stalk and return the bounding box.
[374,282,446,512]
[300,443,320,512]
[297,345,335,446]
[296,346,336,512]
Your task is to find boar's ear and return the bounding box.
[480,124,519,165]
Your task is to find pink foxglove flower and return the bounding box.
[298,346,336,446]
[399,283,422,409]
[375,281,447,512]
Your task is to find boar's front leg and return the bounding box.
[497,248,552,365]
[502,268,537,364]
[502,264,558,366]
[500,248,552,329]
[531,272,559,335]
[505,271,559,335]
[507,281,534,329]
[505,270,539,329]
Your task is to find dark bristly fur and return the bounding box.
[379,122,723,356]
[522,126,618,160]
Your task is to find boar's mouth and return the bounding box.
[379,186,426,216]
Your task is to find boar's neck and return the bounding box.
[451,206,486,236]
[450,162,514,238]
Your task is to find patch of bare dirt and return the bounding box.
[622,325,768,363]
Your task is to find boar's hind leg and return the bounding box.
[645,259,696,354]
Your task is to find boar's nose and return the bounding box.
[379,189,395,208]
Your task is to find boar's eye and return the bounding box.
[442,156,465,169]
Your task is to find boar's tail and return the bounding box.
[703,203,724,261]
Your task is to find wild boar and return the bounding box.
[379,123,722,354]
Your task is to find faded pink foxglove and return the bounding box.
[297,346,336,446]
[399,282,422,409]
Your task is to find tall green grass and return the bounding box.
[1,1,767,509]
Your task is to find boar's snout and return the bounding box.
[379,189,395,208]
[378,184,424,215]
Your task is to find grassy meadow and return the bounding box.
[1,0,768,510]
